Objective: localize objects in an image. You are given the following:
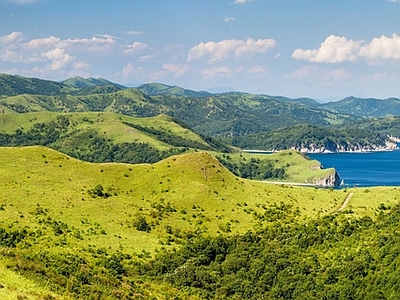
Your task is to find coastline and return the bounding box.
[243,146,399,154]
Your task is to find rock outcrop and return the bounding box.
[312,170,342,187]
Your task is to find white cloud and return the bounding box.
[42,48,74,71]
[124,42,148,54]
[358,34,400,61]
[292,33,400,64]
[24,36,61,49]
[286,65,351,82]
[138,55,153,62]
[121,63,145,77]
[233,0,253,5]
[162,64,191,77]
[73,61,90,71]
[0,49,23,62]
[0,31,24,44]
[188,38,276,62]
[124,30,145,35]
[286,65,319,79]
[292,35,362,63]
[223,17,235,22]
[201,66,232,80]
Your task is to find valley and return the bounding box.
[0,74,400,299]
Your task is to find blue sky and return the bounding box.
[1,0,400,100]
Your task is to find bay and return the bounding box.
[308,150,400,187]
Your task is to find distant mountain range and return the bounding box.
[1,73,400,151]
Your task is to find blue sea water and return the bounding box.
[308,150,400,187]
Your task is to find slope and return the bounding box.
[0,146,398,298]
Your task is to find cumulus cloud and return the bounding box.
[162,64,191,77]
[292,35,362,63]
[122,63,136,77]
[0,31,24,44]
[201,66,232,80]
[358,34,400,61]
[124,42,148,54]
[42,48,74,71]
[292,34,400,64]
[233,0,253,5]
[0,31,118,75]
[188,38,276,62]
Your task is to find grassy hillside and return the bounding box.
[0,112,234,167]
[0,146,399,298]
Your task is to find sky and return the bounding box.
[1,0,400,101]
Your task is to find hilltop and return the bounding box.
[1,73,400,152]
[0,145,399,298]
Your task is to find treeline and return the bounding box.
[3,202,400,299]
[231,124,389,151]
[124,122,232,153]
[217,155,286,180]
[0,116,184,164]
[138,204,400,299]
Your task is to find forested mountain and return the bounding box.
[61,76,126,89]
[322,96,400,117]
[137,82,211,98]
[230,124,396,152]
[1,74,400,151]
[0,73,76,96]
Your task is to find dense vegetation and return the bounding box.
[2,196,400,299]
[230,124,391,151]
[138,204,400,299]
[0,115,201,164]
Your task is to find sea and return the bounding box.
[308,150,400,187]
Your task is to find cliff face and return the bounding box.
[312,170,342,187]
[296,140,398,153]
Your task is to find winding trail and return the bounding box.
[335,192,354,213]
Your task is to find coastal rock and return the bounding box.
[312,171,342,187]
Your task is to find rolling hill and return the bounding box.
[0,74,359,138]
[0,145,398,298]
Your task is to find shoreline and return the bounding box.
[243,147,400,154]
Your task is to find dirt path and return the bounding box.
[335,192,354,213]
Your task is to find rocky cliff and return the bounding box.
[311,170,342,187]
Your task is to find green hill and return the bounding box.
[62,76,126,89]
[230,124,394,152]
[0,145,398,298]
[0,111,233,162]
[138,82,211,98]
[0,73,76,97]
[322,96,400,117]
[0,74,358,138]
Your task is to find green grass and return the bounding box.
[217,150,337,184]
[1,145,392,257]
[0,146,399,298]
[0,111,211,151]
[0,260,65,300]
